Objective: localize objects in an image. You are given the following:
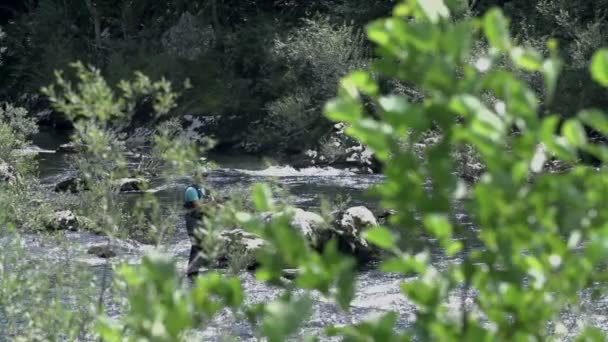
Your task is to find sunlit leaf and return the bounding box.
[590,49,608,87]
[561,119,587,147]
[363,226,397,249]
[483,9,511,52]
[579,109,608,135]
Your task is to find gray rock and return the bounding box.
[116,177,149,192]
[45,210,79,231]
[0,160,18,185]
[290,208,329,248]
[334,206,379,254]
[235,207,381,264]
[86,244,116,258]
[54,175,88,193]
[338,206,378,234]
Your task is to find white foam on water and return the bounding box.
[12,145,56,156]
[234,165,357,177]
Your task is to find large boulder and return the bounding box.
[116,177,149,192]
[288,123,382,174]
[45,210,80,231]
[333,206,379,257]
[54,175,88,193]
[0,160,18,185]
[290,208,328,247]
[261,208,331,248]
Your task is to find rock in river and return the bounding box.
[116,177,149,192]
[333,206,379,257]
[290,208,328,248]
[87,244,117,258]
[215,206,381,268]
[54,175,88,193]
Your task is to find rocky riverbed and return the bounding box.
[1,132,608,341]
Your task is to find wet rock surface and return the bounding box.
[116,177,149,192]
[289,208,327,246]
[87,244,117,258]
[54,174,88,193]
[330,206,380,260]
[289,123,382,174]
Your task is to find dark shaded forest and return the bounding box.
[1,0,608,155]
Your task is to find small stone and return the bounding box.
[54,175,87,193]
[87,244,116,258]
[116,177,149,192]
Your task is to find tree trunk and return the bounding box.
[84,0,102,65]
[210,0,222,49]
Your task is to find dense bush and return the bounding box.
[2,1,608,154]
[245,17,368,152]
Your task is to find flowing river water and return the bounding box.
[1,130,608,340]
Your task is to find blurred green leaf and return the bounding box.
[363,226,397,249]
[325,98,363,123]
[253,183,274,211]
[416,0,450,23]
[483,9,511,52]
[579,109,608,135]
[510,47,542,71]
[261,296,313,342]
[561,119,587,147]
[590,49,608,86]
[542,58,562,103]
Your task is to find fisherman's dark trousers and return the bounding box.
[185,210,206,276]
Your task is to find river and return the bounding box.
[1,130,607,341]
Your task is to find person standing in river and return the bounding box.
[183,174,213,278]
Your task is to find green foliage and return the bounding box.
[591,49,608,87]
[244,16,369,152]
[0,234,97,340]
[97,254,243,341]
[42,63,187,241]
[0,26,6,66]
[3,1,608,341]
[325,0,608,340]
[496,0,608,115]
[0,102,38,163]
